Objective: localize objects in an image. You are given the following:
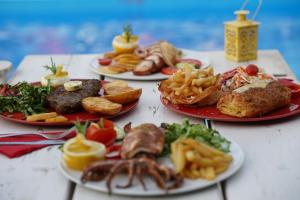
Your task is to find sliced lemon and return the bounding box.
[41,74,70,87]
[112,35,138,53]
[63,135,106,171]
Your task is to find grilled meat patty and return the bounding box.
[47,79,100,114]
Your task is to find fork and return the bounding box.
[0,126,75,140]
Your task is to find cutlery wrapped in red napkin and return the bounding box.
[0,131,76,158]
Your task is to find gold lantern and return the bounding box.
[224,10,259,62]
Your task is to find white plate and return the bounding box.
[58,140,244,197]
[89,49,210,81]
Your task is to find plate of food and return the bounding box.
[159,64,300,122]
[58,119,244,196]
[89,25,210,81]
[0,60,142,126]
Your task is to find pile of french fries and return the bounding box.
[171,138,233,180]
[26,112,68,123]
[159,65,220,105]
[100,52,142,74]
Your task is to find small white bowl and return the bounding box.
[0,61,12,83]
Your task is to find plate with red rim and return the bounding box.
[0,80,139,126]
[89,49,210,81]
[160,96,300,122]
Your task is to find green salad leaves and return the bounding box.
[0,82,52,115]
[162,119,231,155]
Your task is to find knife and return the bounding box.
[0,140,66,145]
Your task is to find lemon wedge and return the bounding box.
[41,74,70,87]
[63,135,106,171]
[112,35,139,53]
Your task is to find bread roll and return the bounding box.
[217,80,291,117]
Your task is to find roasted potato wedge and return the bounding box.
[104,88,142,104]
[82,97,122,115]
[103,80,129,91]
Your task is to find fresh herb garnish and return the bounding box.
[161,119,231,156]
[43,57,57,74]
[0,82,52,115]
[74,120,88,135]
[123,24,132,43]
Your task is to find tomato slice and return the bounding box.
[161,67,178,75]
[86,119,117,147]
[98,58,112,66]
[105,144,122,159]
[245,64,259,76]
[177,58,202,67]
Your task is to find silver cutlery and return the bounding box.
[0,140,66,145]
[0,126,75,140]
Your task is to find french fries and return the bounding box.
[26,112,69,123]
[171,138,233,180]
[159,65,220,106]
[44,115,68,123]
[26,112,58,122]
[100,52,142,74]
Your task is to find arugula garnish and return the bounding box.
[0,82,53,115]
[161,119,231,156]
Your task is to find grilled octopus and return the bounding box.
[81,123,183,193]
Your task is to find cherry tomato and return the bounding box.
[86,119,116,147]
[105,144,122,159]
[177,58,202,67]
[245,64,259,76]
[98,58,112,66]
[161,67,178,75]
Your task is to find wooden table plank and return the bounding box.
[0,55,73,200]
[213,117,300,200]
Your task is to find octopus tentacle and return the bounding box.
[146,166,167,190]
[106,161,130,194]
[116,160,136,189]
[136,165,147,191]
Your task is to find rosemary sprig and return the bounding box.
[43,57,57,74]
[123,24,132,43]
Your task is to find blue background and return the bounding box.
[0,0,299,78]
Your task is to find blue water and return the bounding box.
[0,0,300,78]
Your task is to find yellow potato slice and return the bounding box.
[104,88,142,104]
[82,97,122,115]
[26,112,58,122]
[45,115,68,123]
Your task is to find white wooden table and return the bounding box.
[0,50,299,200]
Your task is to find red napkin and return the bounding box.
[0,131,76,158]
